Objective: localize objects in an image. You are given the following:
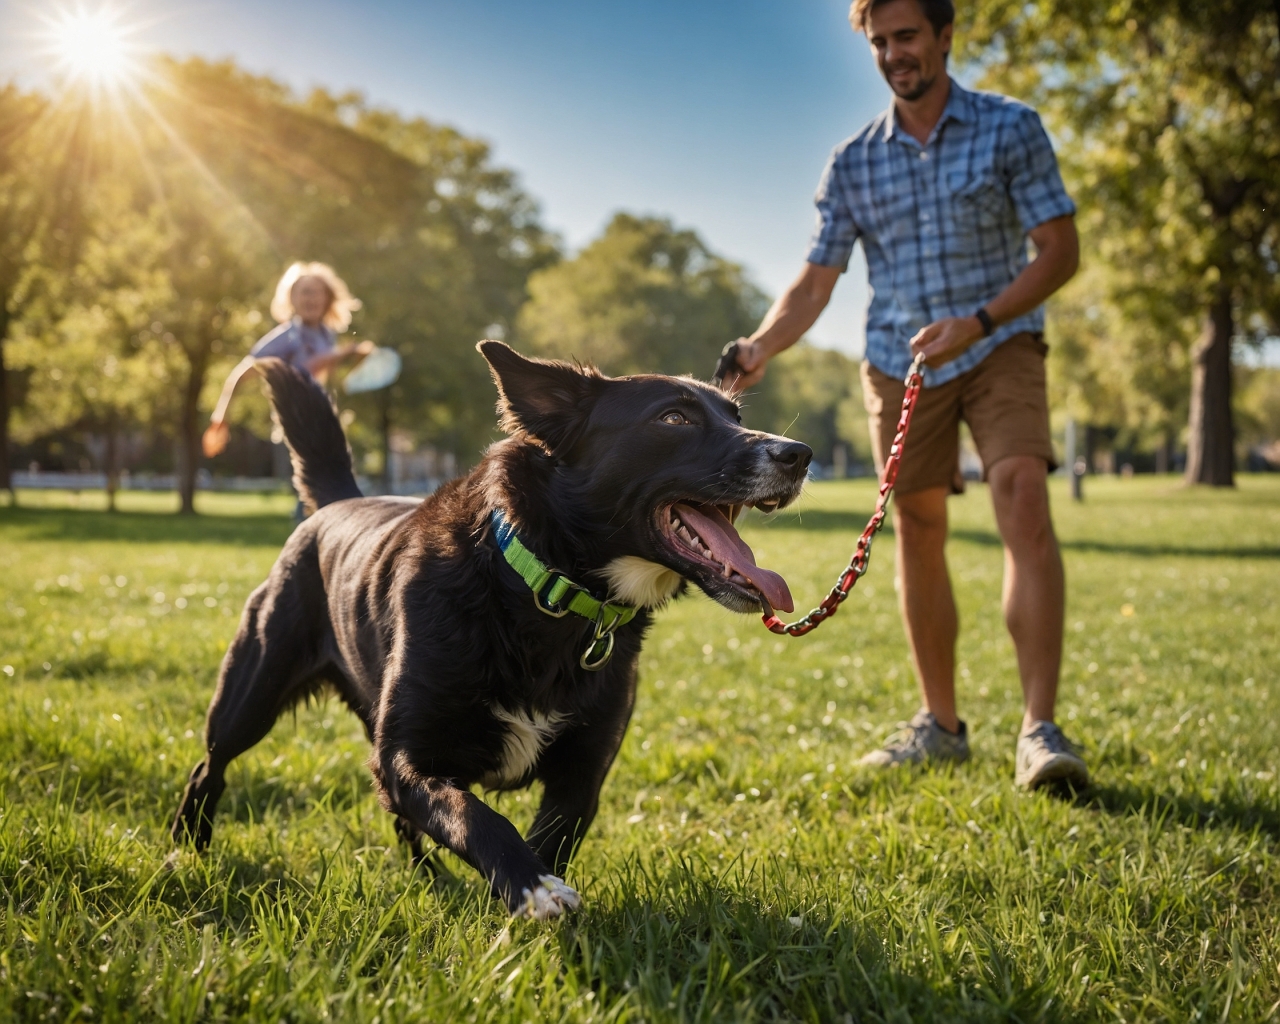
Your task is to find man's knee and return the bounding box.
[894,486,949,548]
[990,457,1056,553]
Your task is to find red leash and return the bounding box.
[761,353,926,637]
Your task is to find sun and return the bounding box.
[44,7,142,92]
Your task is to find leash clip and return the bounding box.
[580,605,625,671]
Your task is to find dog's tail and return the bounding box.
[257,357,363,513]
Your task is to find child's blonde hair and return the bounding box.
[269,261,362,331]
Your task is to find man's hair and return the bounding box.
[849,0,955,36]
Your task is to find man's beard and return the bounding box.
[882,62,937,101]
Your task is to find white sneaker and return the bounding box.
[1016,720,1089,790]
[859,709,970,767]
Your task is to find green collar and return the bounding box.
[490,509,637,670]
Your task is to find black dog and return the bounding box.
[172,343,810,917]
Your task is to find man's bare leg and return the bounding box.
[986,456,1064,729]
[893,486,960,733]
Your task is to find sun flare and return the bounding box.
[44,7,142,92]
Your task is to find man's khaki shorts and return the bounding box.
[861,332,1056,496]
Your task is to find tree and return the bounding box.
[148,59,559,468]
[145,202,269,514]
[518,213,766,378]
[6,58,560,501]
[9,192,176,510]
[0,86,101,500]
[1043,260,1192,465]
[516,213,867,467]
[962,0,1280,485]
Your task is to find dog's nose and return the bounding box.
[767,439,812,473]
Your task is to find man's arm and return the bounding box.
[721,263,842,392]
[910,214,1079,368]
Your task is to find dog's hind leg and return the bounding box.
[172,574,324,850]
[394,814,443,875]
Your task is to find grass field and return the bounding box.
[1,477,1277,1022]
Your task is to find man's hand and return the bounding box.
[202,420,230,458]
[718,338,768,394]
[717,263,841,393]
[909,315,985,368]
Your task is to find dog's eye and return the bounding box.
[660,411,689,426]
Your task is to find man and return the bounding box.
[722,0,1087,789]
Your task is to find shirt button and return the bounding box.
[919,151,929,160]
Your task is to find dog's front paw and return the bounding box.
[518,875,581,920]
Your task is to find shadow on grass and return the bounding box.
[1080,782,1280,840]
[202,765,377,829]
[0,506,292,547]
[951,529,1280,560]
[562,884,1066,1023]
[759,510,1280,559]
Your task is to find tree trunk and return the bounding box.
[1184,286,1235,487]
[105,409,119,513]
[0,306,12,505]
[177,352,208,514]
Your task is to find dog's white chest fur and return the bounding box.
[482,706,567,788]
[603,556,682,608]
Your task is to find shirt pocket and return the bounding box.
[947,169,1008,237]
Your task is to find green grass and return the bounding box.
[1,477,1277,1022]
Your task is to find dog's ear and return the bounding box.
[478,340,602,453]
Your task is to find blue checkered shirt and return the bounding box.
[806,79,1075,386]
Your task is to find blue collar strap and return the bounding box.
[490,509,637,670]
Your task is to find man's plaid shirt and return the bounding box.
[806,78,1075,386]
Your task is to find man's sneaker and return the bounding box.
[1016,720,1089,790]
[859,709,970,767]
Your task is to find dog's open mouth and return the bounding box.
[660,502,794,613]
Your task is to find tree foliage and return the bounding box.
[960,0,1280,483]
[518,213,766,378]
[518,213,867,466]
[4,58,560,502]
[0,85,102,496]
[150,59,560,472]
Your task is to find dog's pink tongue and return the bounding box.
[674,503,794,613]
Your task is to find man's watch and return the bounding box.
[974,307,995,337]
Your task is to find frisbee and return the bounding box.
[344,346,402,394]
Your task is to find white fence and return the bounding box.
[12,470,290,492]
[13,470,442,497]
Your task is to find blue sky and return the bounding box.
[1,0,898,354]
